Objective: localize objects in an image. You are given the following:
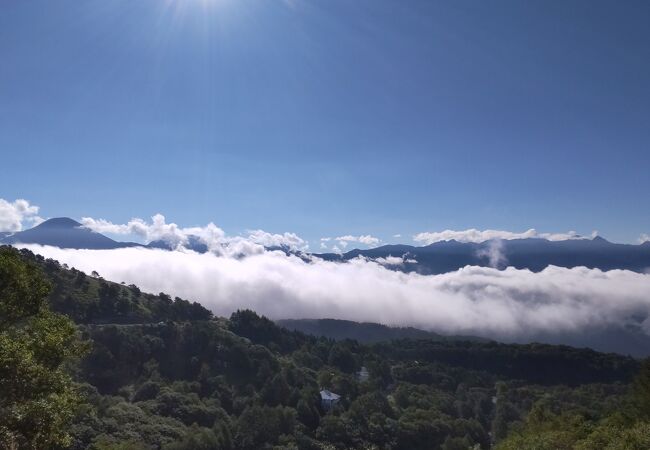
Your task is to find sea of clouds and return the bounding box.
[4,197,650,346]
[20,244,650,341]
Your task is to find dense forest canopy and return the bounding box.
[0,247,86,448]
[0,245,649,449]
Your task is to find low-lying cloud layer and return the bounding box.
[413,228,595,245]
[21,245,650,340]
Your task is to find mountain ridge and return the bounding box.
[315,236,650,274]
[3,217,650,274]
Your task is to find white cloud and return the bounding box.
[371,255,416,267]
[20,245,650,340]
[334,234,381,248]
[246,230,307,250]
[80,214,307,255]
[393,234,402,238]
[80,214,191,247]
[372,255,405,266]
[0,199,43,232]
[319,238,331,251]
[78,218,134,235]
[476,240,507,268]
[413,228,591,245]
[640,234,650,244]
[358,235,380,246]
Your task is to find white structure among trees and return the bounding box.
[320,389,341,410]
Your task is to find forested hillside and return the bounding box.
[27,248,212,325]
[275,319,487,344]
[2,246,649,449]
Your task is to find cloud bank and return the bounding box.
[81,214,308,255]
[21,245,650,340]
[413,228,596,245]
[0,199,43,232]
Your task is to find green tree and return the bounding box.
[630,358,650,419]
[91,437,150,450]
[297,398,320,430]
[0,247,86,449]
[163,424,221,450]
[327,344,356,373]
[262,373,291,406]
[235,405,296,449]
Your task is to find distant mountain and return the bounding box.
[316,237,650,274]
[0,217,140,250]
[504,325,650,358]
[276,318,487,344]
[277,318,650,357]
[4,218,650,275]
[147,235,208,253]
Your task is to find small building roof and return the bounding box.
[320,389,341,401]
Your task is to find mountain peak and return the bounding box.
[37,217,83,229]
[591,235,609,243]
[1,217,129,249]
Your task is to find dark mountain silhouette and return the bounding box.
[316,237,650,274]
[276,318,487,344]
[277,318,650,357]
[0,217,140,249]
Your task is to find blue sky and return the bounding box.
[1,0,649,245]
